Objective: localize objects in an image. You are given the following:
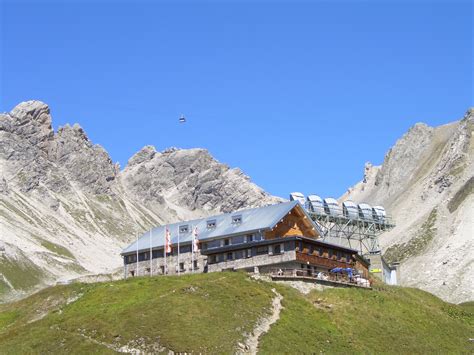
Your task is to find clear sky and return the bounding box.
[1,0,472,199]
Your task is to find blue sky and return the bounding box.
[1,0,472,199]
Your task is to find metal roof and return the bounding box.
[307,195,323,203]
[358,203,373,220]
[324,197,339,205]
[122,201,315,254]
[373,206,386,216]
[342,200,359,219]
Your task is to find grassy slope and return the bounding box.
[0,272,274,354]
[0,273,472,354]
[259,280,473,354]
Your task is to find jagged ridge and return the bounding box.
[0,100,280,301]
[342,108,474,303]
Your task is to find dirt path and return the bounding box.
[238,288,283,354]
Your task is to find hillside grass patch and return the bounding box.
[0,255,45,294]
[0,272,274,354]
[384,208,438,264]
[260,279,473,354]
[0,273,471,354]
[448,176,474,213]
[38,239,75,259]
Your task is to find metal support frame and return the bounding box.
[307,211,395,257]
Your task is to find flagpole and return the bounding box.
[136,232,139,277]
[164,227,167,275]
[149,229,152,277]
[177,227,180,276]
[191,224,194,274]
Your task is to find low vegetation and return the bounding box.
[448,176,474,213]
[384,208,438,264]
[38,238,75,259]
[0,272,471,354]
[0,255,46,298]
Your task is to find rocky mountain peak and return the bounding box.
[127,145,158,167]
[373,122,435,199]
[465,107,474,119]
[3,100,54,153]
[56,123,90,143]
[10,100,52,128]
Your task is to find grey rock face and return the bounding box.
[0,101,56,192]
[374,123,434,201]
[342,108,474,303]
[0,100,281,301]
[122,147,281,214]
[53,124,118,195]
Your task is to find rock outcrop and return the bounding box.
[342,108,474,303]
[0,100,280,301]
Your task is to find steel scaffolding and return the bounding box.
[306,207,395,256]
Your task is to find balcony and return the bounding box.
[296,252,354,269]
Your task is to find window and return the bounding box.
[209,255,216,264]
[247,234,254,242]
[179,262,185,271]
[235,250,244,260]
[246,249,252,258]
[217,254,225,263]
[227,252,233,261]
[193,260,198,269]
[180,245,191,253]
[256,246,268,255]
[179,225,189,234]
[153,250,164,258]
[207,240,221,249]
[160,265,165,274]
[232,235,245,244]
[207,220,216,229]
[274,244,281,254]
[309,246,314,255]
[346,254,351,263]
[130,270,135,277]
[232,215,242,224]
[224,239,230,246]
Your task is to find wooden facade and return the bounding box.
[265,206,318,239]
[296,252,353,270]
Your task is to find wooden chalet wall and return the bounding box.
[265,206,318,239]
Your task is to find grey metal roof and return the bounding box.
[122,201,313,255]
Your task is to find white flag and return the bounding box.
[192,226,199,253]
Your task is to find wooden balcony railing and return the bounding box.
[296,252,355,269]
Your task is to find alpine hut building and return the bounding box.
[121,201,369,280]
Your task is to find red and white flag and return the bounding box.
[192,226,199,253]
[165,227,172,253]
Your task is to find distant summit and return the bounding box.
[0,100,280,301]
[342,108,474,303]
